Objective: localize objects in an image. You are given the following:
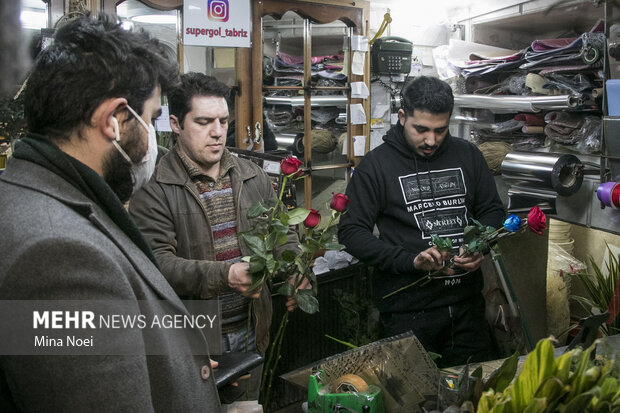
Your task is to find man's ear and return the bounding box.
[92,97,128,141]
[398,109,406,127]
[169,114,183,135]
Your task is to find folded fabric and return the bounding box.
[544,112,601,144]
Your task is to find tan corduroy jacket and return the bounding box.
[129,147,299,355]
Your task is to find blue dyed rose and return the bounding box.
[503,215,522,232]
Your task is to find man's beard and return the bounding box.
[102,121,146,203]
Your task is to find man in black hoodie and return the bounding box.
[338,76,504,367]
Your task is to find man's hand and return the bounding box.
[227,262,260,299]
[413,246,453,274]
[285,274,312,312]
[453,247,484,272]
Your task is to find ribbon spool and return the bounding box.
[501,152,584,196]
[596,182,620,209]
[333,374,369,393]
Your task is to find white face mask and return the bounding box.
[111,104,158,194]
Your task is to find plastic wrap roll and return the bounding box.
[501,152,584,196]
[453,94,579,113]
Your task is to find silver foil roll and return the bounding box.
[453,94,579,113]
[264,95,348,107]
[501,152,584,196]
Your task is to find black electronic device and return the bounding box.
[371,36,413,75]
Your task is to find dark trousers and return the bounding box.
[380,294,494,368]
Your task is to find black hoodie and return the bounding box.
[338,123,504,313]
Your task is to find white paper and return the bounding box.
[155,105,172,132]
[351,35,368,52]
[370,130,384,150]
[353,135,366,156]
[351,81,369,99]
[371,104,389,119]
[390,113,399,125]
[352,51,365,75]
[349,103,367,125]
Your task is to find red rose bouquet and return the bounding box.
[239,155,349,405]
[384,206,547,298]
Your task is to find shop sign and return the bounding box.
[183,0,251,48]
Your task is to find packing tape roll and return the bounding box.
[597,182,620,209]
[501,152,584,196]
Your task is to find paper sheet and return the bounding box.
[352,35,369,52]
[370,130,384,150]
[351,81,369,99]
[371,104,389,119]
[350,103,367,125]
[155,105,172,132]
[391,113,399,125]
[352,51,365,75]
[353,135,366,156]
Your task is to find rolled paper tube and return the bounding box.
[612,183,620,209]
[591,88,604,98]
[596,181,617,207]
[522,125,545,134]
[502,152,584,196]
[514,113,545,126]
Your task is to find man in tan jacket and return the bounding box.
[130,73,304,403]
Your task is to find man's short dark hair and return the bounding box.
[24,13,179,142]
[401,76,454,117]
[168,73,230,128]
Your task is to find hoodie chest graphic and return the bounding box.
[398,168,469,241]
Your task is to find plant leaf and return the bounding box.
[287,208,311,225]
[485,352,519,393]
[464,225,480,241]
[247,202,270,219]
[324,242,345,251]
[277,283,295,297]
[248,255,265,274]
[295,289,319,314]
[508,339,555,411]
[265,231,279,251]
[281,250,297,262]
[241,234,266,256]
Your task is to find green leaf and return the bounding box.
[241,234,266,256]
[281,250,297,262]
[562,392,595,413]
[266,255,276,273]
[278,212,289,226]
[508,339,555,411]
[522,398,546,413]
[431,234,452,250]
[324,242,345,251]
[485,352,519,393]
[464,225,480,241]
[287,208,311,225]
[265,231,279,251]
[533,377,566,409]
[301,242,319,255]
[295,289,319,314]
[277,283,295,297]
[247,202,270,219]
[248,255,265,274]
[294,257,306,275]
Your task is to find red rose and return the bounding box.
[330,193,350,213]
[280,156,303,177]
[303,209,321,229]
[527,206,547,235]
